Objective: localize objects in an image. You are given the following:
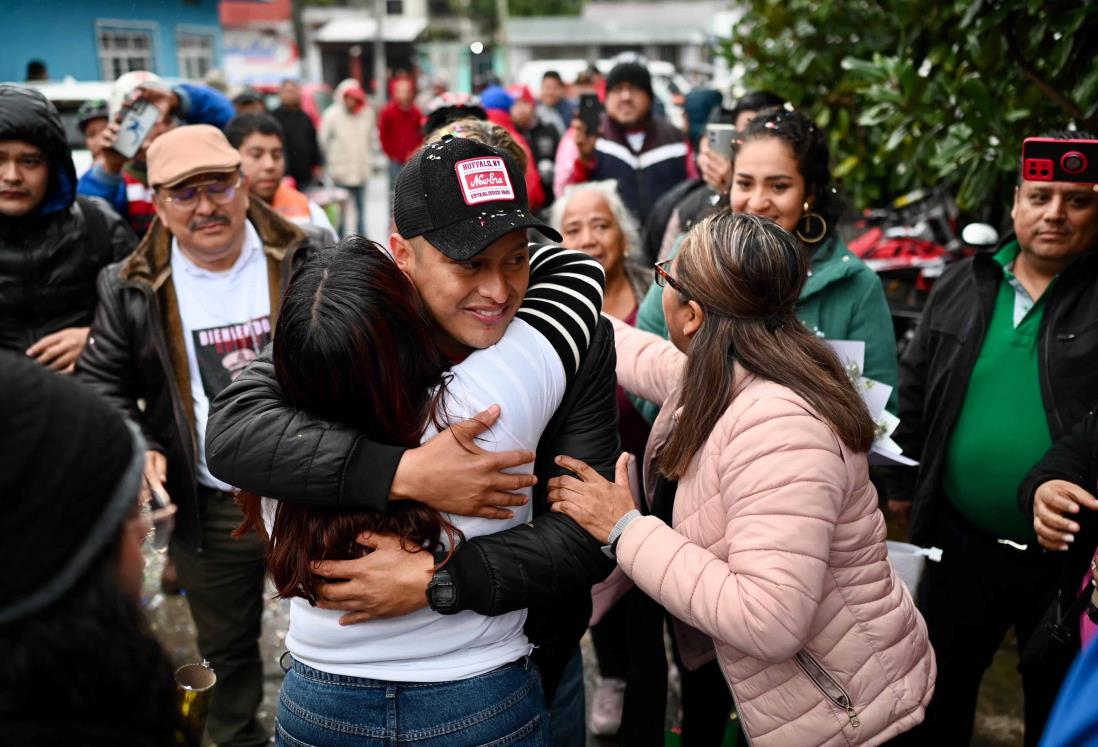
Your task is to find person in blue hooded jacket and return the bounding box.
[0,84,136,370]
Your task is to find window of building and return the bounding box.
[177,29,216,80]
[387,0,404,14]
[96,23,156,80]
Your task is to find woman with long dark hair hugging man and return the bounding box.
[235,231,603,745]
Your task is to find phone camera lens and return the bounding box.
[1061,151,1087,175]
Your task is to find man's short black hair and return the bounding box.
[729,91,786,124]
[25,60,47,81]
[225,113,286,149]
[233,89,263,106]
[542,70,564,85]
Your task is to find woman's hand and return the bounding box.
[547,452,635,543]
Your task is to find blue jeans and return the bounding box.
[276,657,550,746]
[337,183,365,237]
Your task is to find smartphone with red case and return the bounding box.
[1021,137,1098,184]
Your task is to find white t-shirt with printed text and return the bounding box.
[171,221,271,490]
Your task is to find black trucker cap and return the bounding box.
[393,135,561,260]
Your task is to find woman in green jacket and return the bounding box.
[635,108,897,419]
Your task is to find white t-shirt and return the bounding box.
[171,221,271,490]
[284,318,564,681]
[275,245,605,682]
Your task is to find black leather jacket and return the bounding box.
[889,237,1098,545]
[1019,410,1098,604]
[75,201,320,549]
[0,85,136,352]
[206,311,620,694]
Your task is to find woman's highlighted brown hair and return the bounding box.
[235,237,462,604]
[658,212,876,479]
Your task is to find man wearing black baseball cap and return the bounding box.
[207,135,621,743]
[567,60,692,222]
[391,135,561,351]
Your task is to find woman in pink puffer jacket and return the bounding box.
[549,212,935,746]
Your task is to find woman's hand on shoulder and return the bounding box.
[547,452,635,542]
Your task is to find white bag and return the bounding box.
[886,540,942,595]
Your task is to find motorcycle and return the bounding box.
[847,187,998,356]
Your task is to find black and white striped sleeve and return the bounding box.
[515,242,605,382]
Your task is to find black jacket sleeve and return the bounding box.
[1019,410,1098,519]
[882,277,936,505]
[75,266,159,451]
[205,346,405,512]
[443,317,620,616]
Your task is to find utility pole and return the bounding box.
[373,0,387,111]
[495,0,509,82]
[290,0,307,78]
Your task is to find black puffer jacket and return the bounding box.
[0,85,136,353]
[206,308,620,695]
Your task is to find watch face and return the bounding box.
[429,571,457,610]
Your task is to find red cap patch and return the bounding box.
[454,157,516,205]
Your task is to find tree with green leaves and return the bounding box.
[721,0,1098,221]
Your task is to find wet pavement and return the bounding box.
[141,543,1024,747]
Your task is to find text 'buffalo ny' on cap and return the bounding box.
[392,135,561,261]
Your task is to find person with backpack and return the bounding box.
[0,84,136,370]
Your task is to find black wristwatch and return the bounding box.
[426,548,459,615]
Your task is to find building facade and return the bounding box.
[4,0,221,83]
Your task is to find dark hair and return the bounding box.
[734,108,843,242]
[25,60,47,80]
[0,532,177,741]
[658,213,875,478]
[225,112,285,149]
[236,238,462,603]
[233,88,263,106]
[542,70,564,84]
[729,91,786,124]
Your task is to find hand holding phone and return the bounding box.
[705,123,737,159]
[111,98,161,160]
[578,93,603,137]
[1022,138,1098,185]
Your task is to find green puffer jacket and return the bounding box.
[634,234,898,422]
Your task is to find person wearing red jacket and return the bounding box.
[480,85,545,214]
[378,78,423,191]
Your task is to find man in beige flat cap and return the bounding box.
[76,124,326,746]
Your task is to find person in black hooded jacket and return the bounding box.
[0,84,136,370]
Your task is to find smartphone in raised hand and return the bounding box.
[111,98,161,160]
[578,93,604,136]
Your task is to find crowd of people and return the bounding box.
[1,51,1097,747]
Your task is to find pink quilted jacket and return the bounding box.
[611,319,936,746]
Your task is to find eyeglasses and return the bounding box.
[159,174,242,210]
[654,258,688,295]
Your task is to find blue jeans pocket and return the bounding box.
[276,658,550,746]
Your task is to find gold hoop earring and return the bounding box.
[795,208,828,244]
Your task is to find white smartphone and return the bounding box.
[112,98,161,159]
